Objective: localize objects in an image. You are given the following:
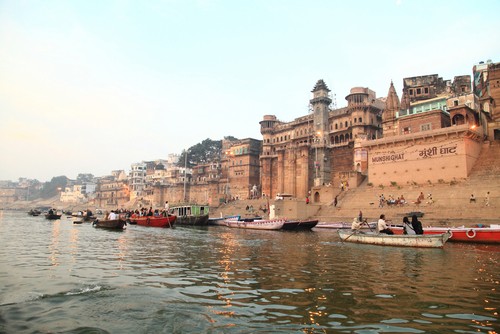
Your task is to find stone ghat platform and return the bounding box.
[214,141,500,228]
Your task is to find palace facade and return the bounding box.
[260,80,385,200]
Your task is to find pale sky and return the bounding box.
[1,0,499,182]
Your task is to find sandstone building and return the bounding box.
[363,73,483,186]
[260,80,384,202]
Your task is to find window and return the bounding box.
[420,123,432,131]
[424,87,429,94]
[417,88,421,94]
[402,127,411,134]
[454,100,458,106]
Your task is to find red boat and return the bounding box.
[392,226,500,244]
[130,215,177,228]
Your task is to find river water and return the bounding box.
[0,210,498,333]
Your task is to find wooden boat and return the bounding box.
[208,215,241,226]
[28,209,41,216]
[391,225,500,244]
[170,204,210,226]
[45,213,62,220]
[225,218,285,230]
[92,219,126,230]
[337,230,451,248]
[131,215,177,228]
[315,221,377,230]
[282,219,319,230]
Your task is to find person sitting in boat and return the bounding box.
[402,216,415,235]
[107,210,118,220]
[351,216,363,232]
[377,214,394,235]
[411,214,424,235]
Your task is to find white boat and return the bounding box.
[338,230,451,248]
[315,221,377,230]
[225,219,285,230]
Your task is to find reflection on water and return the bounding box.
[0,210,498,333]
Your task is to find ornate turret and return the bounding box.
[310,79,332,141]
[382,81,400,137]
[383,81,400,122]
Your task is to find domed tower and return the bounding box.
[382,81,400,137]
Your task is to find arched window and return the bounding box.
[345,121,348,127]
[359,117,362,123]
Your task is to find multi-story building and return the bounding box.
[222,138,261,201]
[365,73,483,186]
[94,171,130,209]
[129,162,147,200]
[260,80,384,201]
[60,184,86,203]
[473,59,500,139]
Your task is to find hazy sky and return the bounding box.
[1,0,499,182]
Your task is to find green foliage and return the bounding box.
[77,173,94,183]
[39,176,68,199]
[177,138,229,168]
[390,181,397,187]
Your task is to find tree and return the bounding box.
[177,138,224,167]
[77,173,94,183]
[39,176,68,199]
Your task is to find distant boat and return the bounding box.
[131,215,177,228]
[28,209,41,216]
[92,219,126,230]
[338,230,451,248]
[208,215,241,226]
[170,204,210,226]
[225,218,285,230]
[45,213,62,220]
[315,221,377,230]
[282,219,319,231]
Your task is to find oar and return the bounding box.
[364,220,373,232]
[343,231,356,242]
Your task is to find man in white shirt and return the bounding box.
[377,214,394,234]
[108,210,118,220]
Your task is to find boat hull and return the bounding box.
[176,214,210,226]
[208,215,241,226]
[315,222,377,230]
[45,214,62,220]
[93,219,126,230]
[392,226,500,244]
[282,219,319,230]
[338,230,450,248]
[225,219,285,230]
[132,215,177,228]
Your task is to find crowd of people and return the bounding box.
[99,202,172,221]
[378,194,408,207]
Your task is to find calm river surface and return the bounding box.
[0,210,499,333]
